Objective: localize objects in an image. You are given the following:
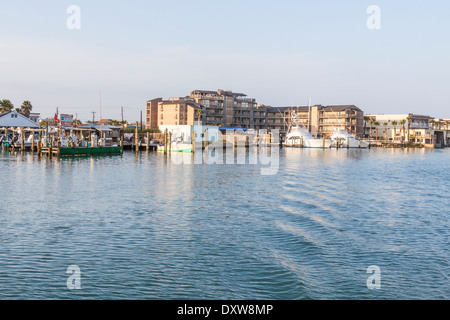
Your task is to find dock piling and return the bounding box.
[135,122,139,153]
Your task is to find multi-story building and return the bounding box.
[189,90,258,127]
[146,98,163,129]
[146,89,259,129]
[364,113,449,147]
[262,105,364,138]
[146,90,365,138]
[157,98,200,127]
[29,113,41,123]
[365,114,432,142]
[146,97,199,129]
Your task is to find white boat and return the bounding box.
[12,134,40,148]
[331,129,369,148]
[157,143,192,153]
[284,125,332,149]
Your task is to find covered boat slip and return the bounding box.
[0,127,45,150]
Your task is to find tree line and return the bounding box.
[0,99,33,117]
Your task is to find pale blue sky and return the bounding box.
[1,0,449,121]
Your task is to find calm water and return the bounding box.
[0,148,448,300]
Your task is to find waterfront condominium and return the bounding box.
[260,104,365,138]
[146,89,260,130]
[365,113,449,148]
[146,89,365,138]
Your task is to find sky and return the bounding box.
[0,0,449,122]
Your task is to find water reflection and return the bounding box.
[0,149,448,300]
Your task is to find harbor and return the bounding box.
[1,0,450,304]
[0,148,448,300]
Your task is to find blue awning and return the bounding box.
[219,127,248,131]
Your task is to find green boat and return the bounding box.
[58,146,123,157]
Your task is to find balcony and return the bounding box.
[191,95,224,101]
[410,123,429,129]
[235,97,256,103]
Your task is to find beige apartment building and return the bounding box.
[147,89,259,129]
[147,97,200,128]
[189,90,258,127]
[146,89,365,139]
[264,105,365,138]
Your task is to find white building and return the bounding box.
[159,125,220,143]
[365,113,447,147]
[0,111,40,129]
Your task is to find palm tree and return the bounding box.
[364,116,370,137]
[429,120,436,129]
[368,120,374,140]
[374,121,380,140]
[400,119,407,141]
[108,120,121,126]
[435,120,441,130]
[383,122,388,142]
[392,121,398,136]
[0,99,14,113]
[196,108,203,124]
[406,116,412,142]
[20,101,33,118]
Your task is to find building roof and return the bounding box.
[219,127,249,131]
[324,105,361,112]
[191,89,248,97]
[267,105,362,113]
[0,111,40,128]
[80,124,121,132]
[160,99,201,110]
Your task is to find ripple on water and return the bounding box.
[0,149,449,299]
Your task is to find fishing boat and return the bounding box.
[331,128,369,148]
[12,133,40,148]
[156,133,193,153]
[284,99,332,149]
[284,125,332,148]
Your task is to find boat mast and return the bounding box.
[100,91,103,144]
[307,97,311,133]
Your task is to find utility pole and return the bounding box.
[140,110,143,132]
[121,107,124,123]
[91,111,96,124]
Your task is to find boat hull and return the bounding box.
[284,139,333,149]
[333,140,370,149]
[59,146,123,157]
[157,144,193,153]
